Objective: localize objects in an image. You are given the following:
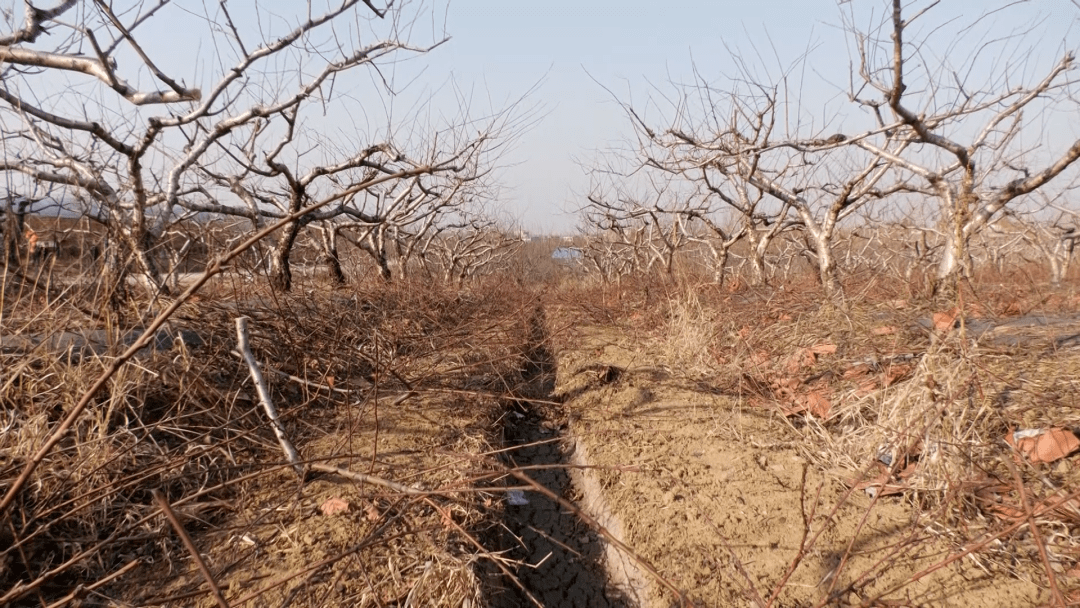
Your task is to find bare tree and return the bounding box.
[425,220,523,284]
[582,188,697,278]
[844,0,1080,293]
[622,67,911,298]
[1000,193,1080,284]
[684,212,745,285]
[0,0,508,295]
[593,81,805,288]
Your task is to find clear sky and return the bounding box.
[433,0,844,233]
[421,0,1080,234]
[9,0,1079,232]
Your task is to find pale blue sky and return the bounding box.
[435,0,843,233]
[423,0,1080,233]
[9,0,1079,232]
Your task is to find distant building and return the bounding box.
[551,247,582,261]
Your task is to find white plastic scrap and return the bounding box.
[1013,428,1045,442]
[506,489,529,506]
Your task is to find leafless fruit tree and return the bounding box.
[992,192,1080,284]
[584,1,1080,295]
[582,178,703,278]
[615,57,913,298]
[0,0,514,295]
[422,219,524,284]
[324,154,503,284]
[844,0,1080,293]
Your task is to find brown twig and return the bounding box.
[0,166,435,516]
[863,486,1080,605]
[506,468,692,606]
[1004,455,1065,607]
[423,497,544,608]
[235,316,304,477]
[227,500,410,606]
[309,462,426,496]
[765,463,816,607]
[42,559,140,608]
[152,489,231,608]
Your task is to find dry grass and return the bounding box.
[555,267,1080,604]
[742,280,1080,601]
[7,241,1080,607]
[1,260,550,607]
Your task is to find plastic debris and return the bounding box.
[1008,428,1080,464]
[506,489,529,506]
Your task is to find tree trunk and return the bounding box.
[360,229,392,282]
[3,197,31,268]
[391,226,410,280]
[803,224,842,300]
[373,249,392,282]
[134,234,169,295]
[746,230,770,285]
[933,230,966,296]
[100,239,130,308]
[933,188,978,296]
[706,243,729,286]
[665,219,679,276]
[167,237,193,292]
[813,236,842,299]
[320,227,346,285]
[269,220,303,292]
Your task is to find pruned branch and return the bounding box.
[0,0,78,46]
[0,46,201,105]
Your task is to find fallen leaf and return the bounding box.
[847,463,906,497]
[364,503,380,522]
[986,503,1026,521]
[1010,428,1080,464]
[855,380,878,397]
[778,376,801,390]
[843,363,873,380]
[806,391,831,418]
[784,349,817,374]
[883,364,913,387]
[781,389,832,419]
[320,497,350,516]
[778,313,793,321]
[897,461,919,479]
[439,508,455,529]
[932,308,960,332]
[325,375,335,389]
[1041,491,1080,518]
[809,343,837,355]
[872,325,898,335]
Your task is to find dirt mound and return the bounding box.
[551,316,1045,607]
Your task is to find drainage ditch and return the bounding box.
[484,306,641,607]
